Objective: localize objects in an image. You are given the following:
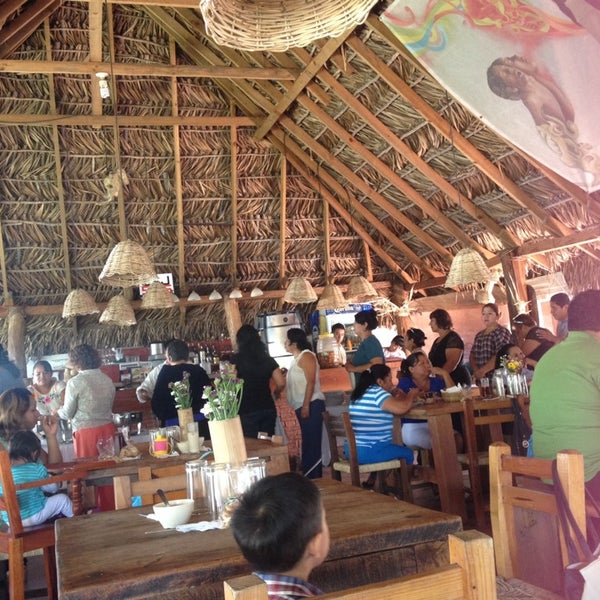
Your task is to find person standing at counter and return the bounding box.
[0,388,63,464]
[152,339,211,437]
[28,360,65,415]
[57,344,115,459]
[331,323,347,366]
[345,309,384,375]
[230,324,286,439]
[285,328,325,479]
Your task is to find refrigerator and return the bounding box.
[254,311,303,370]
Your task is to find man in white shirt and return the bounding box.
[136,361,165,403]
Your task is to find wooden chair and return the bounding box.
[489,441,586,596]
[224,530,496,600]
[323,411,412,502]
[458,397,516,529]
[113,464,187,509]
[0,450,87,600]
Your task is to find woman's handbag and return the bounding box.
[510,396,532,457]
[553,460,600,600]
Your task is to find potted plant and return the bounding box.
[201,363,247,464]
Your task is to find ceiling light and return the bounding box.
[209,289,223,301]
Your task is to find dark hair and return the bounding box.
[231,472,323,572]
[354,309,378,331]
[351,364,391,402]
[69,344,101,370]
[406,327,426,347]
[33,360,53,374]
[389,335,404,347]
[429,308,452,329]
[331,323,345,334]
[495,343,519,369]
[400,351,427,377]
[286,328,312,351]
[165,339,189,362]
[482,303,500,316]
[0,388,34,441]
[236,324,268,359]
[568,290,600,332]
[0,344,21,379]
[8,430,41,463]
[550,292,570,307]
[512,313,536,327]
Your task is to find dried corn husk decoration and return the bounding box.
[104,168,129,200]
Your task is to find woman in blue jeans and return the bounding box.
[348,364,417,465]
[285,328,325,479]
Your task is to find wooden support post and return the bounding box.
[7,305,26,377]
[223,297,242,350]
[500,252,528,322]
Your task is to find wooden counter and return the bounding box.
[56,478,462,600]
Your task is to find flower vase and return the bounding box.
[177,407,194,442]
[208,416,247,465]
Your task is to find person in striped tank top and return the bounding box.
[1,430,73,527]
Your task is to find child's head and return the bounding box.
[9,430,42,463]
[230,472,329,575]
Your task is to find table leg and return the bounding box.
[428,413,467,522]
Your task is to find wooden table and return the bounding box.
[56,478,462,600]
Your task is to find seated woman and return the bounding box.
[397,352,454,449]
[348,364,417,466]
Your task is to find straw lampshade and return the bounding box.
[317,283,347,310]
[141,281,176,309]
[62,289,100,318]
[445,248,493,288]
[98,240,156,288]
[199,0,378,52]
[99,295,136,326]
[283,277,318,304]
[345,276,378,303]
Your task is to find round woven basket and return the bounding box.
[317,283,347,310]
[199,0,378,52]
[99,295,136,326]
[283,277,318,304]
[345,276,378,302]
[141,281,176,309]
[99,240,156,288]
[62,289,100,318]
[445,248,493,288]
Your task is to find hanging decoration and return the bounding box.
[445,248,493,289]
[99,240,156,288]
[99,294,136,326]
[62,290,100,318]
[283,277,318,304]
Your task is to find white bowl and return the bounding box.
[153,498,194,529]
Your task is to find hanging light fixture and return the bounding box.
[209,289,223,301]
[199,0,378,52]
[317,283,347,310]
[229,287,243,299]
[283,277,318,304]
[250,286,264,298]
[141,280,176,309]
[62,289,100,318]
[187,291,201,301]
[445,248,493,289]
[99,294,136,326]
[98,240,156,288]
[346,276,378,303]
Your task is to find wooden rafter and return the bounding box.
[89,0,103,116]
[0,0,28,28]
[363,20,571,238]
[0,114,254,125]
[230,101,238,286]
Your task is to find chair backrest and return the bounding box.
[323,410,361,485]
[0,449,26,535]
[224,530,496,600]
[489,441,586,588]
[113,464,187,509]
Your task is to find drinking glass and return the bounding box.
[186,459,208,510]
[478,377,490,399]
[203,463,231,521]
[96,436,115,459]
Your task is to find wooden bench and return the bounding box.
[224,530,496,600]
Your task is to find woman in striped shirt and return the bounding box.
[348,364,418,466]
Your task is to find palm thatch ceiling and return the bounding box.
[1,0,600,355]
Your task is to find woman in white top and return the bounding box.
[285,328,325,479]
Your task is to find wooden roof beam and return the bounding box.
[0,0,61,58]
[0,59,299,79]
[516,224,600,257]
[0,114,255,126]
[362,20,570,239]
[0,0,28,27]
[254,30,354,140]
[272,128,441,278]
[89,0,103,116]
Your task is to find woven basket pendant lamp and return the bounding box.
[345,276,378,303]
[199,0,378,52]
[283,277,318,304]
[445,248,493,288]
[317,283,347,310]
[62,290,100,318]
[141,280,176,309]
[99,294,136,326]
[99,240,156,288]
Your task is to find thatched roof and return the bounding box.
[1,0,600,356]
